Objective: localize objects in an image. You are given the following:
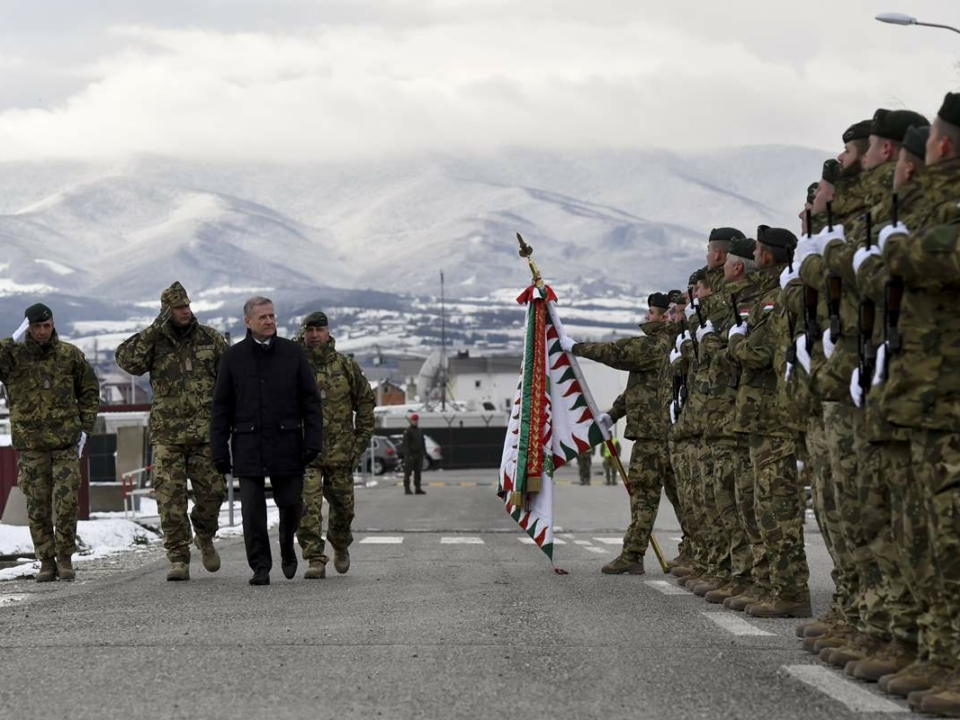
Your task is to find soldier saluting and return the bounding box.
[116,282,229,582]
[0,303,99,582]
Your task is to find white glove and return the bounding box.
[852,245,881,276]
[77,431,87,459]
[822,328,836,360]
[695,320,715,344]
[850,368,863,408]
[785,361,794,382]
[669,402,677,425]
[780,264,800,288]
[728,322,748,341]
[558,335,576,353]
[684,303,697,320]
[820,223,846,246]
[597,413,613,432]
[795,336,812,375]
[878,222,909,252]
[680,330,693,348]
[873,342,887,387]
[12,317,29,342]
[669,347,682,365]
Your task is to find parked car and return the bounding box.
[388,433,443,471]
[355,436,399,475]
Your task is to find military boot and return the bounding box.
[806,625,856,653]
[725,588,764,612]
[57,555,75,582]
[909,687,950,713]
[677,572,702,587]
[304,560,326,579]
[746,597,812,619]
[693,578,723,597]
[601,554,645,575]
[35,559,58,583]
[194,535,221,573]
[851,639,916,683]
[822,634,886,668]
[670,565,694,578]
[798,608,838,638]
[919,689,960,717]
[167,562,190,581]
[705,582,749,604]
[883,661,954,697]
[334,547,350,574]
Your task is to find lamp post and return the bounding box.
[875,11,960,35]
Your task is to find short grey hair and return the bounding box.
[243,296,274,318]
[739,257,757,275]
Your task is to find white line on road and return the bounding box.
[518,537,566,545]
[440,537,484,544]
[701,612,775,636]
[574,540,593,546]
[584,547,608,554]
[645,580,693,596]
[592,537,623,545]
[784,665,910,713]
[359,537,404,544]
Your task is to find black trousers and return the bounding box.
[239,475,304,573]
[403,458,422,491]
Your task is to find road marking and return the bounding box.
[701,612,775,636]
[518,537,566,545]
[584,547,607,554]
[784,665,909,713]
[440,537,484,544]
[359,536,404,544]
[645,580,693,596]
[592,537,623,545]
[574,540,593,546]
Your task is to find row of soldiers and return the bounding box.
[0,283,376,584]
[558,92,960,717]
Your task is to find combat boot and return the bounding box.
[806,625,856,653]
[797,608,838,638]
[167,562,190,581]
[725,588,763,612]
[334,547,350,574]
[56,555,75,582]
[883,661,954,697]
[705,582,748,604]
[304,560,326,579]
[909,687,950,713]
[35,559,58,583]
[692,578,721,596]
[851,640,916,683]
[746,597,812,619]
[677,572,702,587]
[194,535,221,573]
[670,565,694,577]
[821,634,886,667]
[920,689,960,717]
[601,555,645,575]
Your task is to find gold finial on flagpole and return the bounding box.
[517,233,543,289]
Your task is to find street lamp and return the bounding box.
[875,11,960,35]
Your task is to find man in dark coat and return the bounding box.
[210,296,323,585]
[402,413,426,495]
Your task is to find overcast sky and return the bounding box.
[0,0,958,162]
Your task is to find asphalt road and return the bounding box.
[0,464,921,720]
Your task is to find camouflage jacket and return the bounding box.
[298,337,375,466]
[573,322,673,440]
[0,331,100,451]
[729,264,793,437]
[677,273,726,437]
[115,316,228,445]
[699,274,764,438]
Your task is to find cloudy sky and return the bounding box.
[0,0,958,161]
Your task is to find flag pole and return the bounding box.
[516,233,669,574]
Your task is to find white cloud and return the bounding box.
[0,1,958,161]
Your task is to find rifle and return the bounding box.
[858,210,876,395]
[803,208,820,353]
[885,194,904,355]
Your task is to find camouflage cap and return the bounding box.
[666,289,685,305]
[647,292,671,310]
[937,92,960,129]
[871,108,930,143]
[24,302,53,323]
[757,225,798,251]
[902,125,931,160]
[160,281,191,308]
[729,237,756,260]
[708,227,745,242]
[806,182,818,205]
[842,119,872,144]
[689,267,707,285]
[822,158,842,184]
[303,311,329,328]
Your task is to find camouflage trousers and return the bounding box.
[603,457,616,485]
[710,437,753,583]
[909,430,960,666]
[620,439,671,560]
[748,434,809,602]
[152,444,226,564]
[806,415,855,624]
[578,456,591,484]
[694,443,730,579]
[822,402,866,627]
[17,449,82,560]
[297,465,355,563]
[668,438,703,565]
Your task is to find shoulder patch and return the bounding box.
[762,302,776,313]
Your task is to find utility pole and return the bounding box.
[440,270,446,411]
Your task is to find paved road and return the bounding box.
[0,465,920,720]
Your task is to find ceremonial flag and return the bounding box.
[497,282,608,569]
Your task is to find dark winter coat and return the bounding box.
[210,332,322,477]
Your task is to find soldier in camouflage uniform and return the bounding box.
[0,303,99,582]
[577,447,593,485]
[295,311,375,579]
[115,282,228,582]
[727,226,811,619]
[560,292,677,574]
